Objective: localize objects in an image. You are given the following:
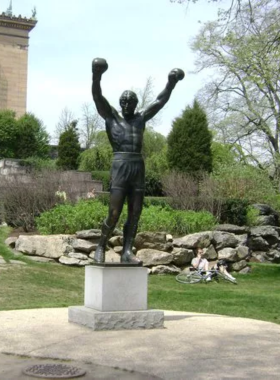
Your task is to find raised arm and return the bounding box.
[143,68,184,123]
[92,58,113,120]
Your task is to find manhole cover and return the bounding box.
[23,364,86,378]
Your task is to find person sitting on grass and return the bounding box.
[214,259,236,282]
[191,248,237,282]
[191,247,212,282]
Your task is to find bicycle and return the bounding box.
[176,267,237,285]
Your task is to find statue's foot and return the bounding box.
[121,252,143,265]
[93,246,105,263]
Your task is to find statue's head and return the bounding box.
[119,90,138,118]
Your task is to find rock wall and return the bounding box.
[6,223,280,274]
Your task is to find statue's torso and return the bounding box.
[105,112,145,153]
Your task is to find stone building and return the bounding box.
[0,7,37,116]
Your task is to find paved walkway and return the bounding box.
[1,308,280,380]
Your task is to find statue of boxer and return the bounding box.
[92,58,184,264]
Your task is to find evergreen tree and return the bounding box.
[0,110,18,158]
[0,110,50,159]
[167,100,212,174]
[15,113,50,159]
[57,121,81,170]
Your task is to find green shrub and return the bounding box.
[36,200,108,234]
[220,199,250,226]
[91,171,110,191]
[145,172,164,196]
[96,192,110,206]
[246,206,260,227]
[36,200,217,236]
[139,206,217,235]
[23,157,57,171]
[143,197,172,208]
[212,164,279,208]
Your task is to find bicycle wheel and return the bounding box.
[216,271,237,284]
[176,272,202,284]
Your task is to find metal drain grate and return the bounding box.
[23,363,86,378]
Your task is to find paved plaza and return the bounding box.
[0,308,280,379]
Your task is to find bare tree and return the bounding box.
[170,0,254,26]
[162,171,222,217]
[191,0,280,183]
[54,107,76,143]
[79,103,103,149]
[132,77,162,128]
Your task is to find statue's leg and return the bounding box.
[121,189,144,264]
[94,189,126,263]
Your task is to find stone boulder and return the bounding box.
[251,204,279,226]
[68,252,89,260]
[137,249,173,267]
[214,224,248,234]
[231,260,247,271]
[151,265,180,275]
[267,250,280,263]
[71,238,97,253]
[59,256,80,265]
[166,234,173,242]
[173,231,212,249]
[213,231,240,250]
[204,244,218,260]
[237,246,249,260]
[109,236,123,247]
[248,236,269,251]
[59,256,93,266]
[89,248,121,263]
[76,229,101,240]
[172,247,194,266]
[15,235,74,259]
[113,246,123,254]
[257,215,278,226]
[239,266,251,274]
[134,232,172,252]
[250,252,267,263]
[4,237,17,248]
[235,234,248,247]
[218,247,238,262]
[250,226,279,246]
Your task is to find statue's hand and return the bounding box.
[92,58,108,75]
[168,68,185,84]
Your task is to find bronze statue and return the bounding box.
[92,58,184,264]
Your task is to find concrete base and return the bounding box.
[68,306,164,331]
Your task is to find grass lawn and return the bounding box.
[148,265,280,324]
[1,227,280,324]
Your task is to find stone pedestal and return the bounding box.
[84,265,147,311]
[68,264,164,330]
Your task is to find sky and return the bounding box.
[4,0,224,141]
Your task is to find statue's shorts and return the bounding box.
[110,152,145,192]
